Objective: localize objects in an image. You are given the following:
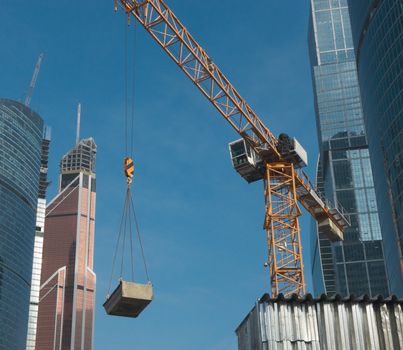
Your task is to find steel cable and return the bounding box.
[120,191,129,278]
[130,193,151,282]
[130,23,137,158]
[107,18,150,302]
[107,189,129,296]
[128,190,135,281]
[124,21,128,155]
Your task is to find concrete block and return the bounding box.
[104,280,153,318]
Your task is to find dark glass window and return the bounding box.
[343,243,364,261]
[346,262,369,295]
[334,245,344,262]
[336,264,348,295]
[333,160,353,188]
[368,261,389,296]
[364,241,383,260]
[336,189,356,212]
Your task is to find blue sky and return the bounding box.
[1,1,318,349]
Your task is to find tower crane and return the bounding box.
[25,53,44,107]
[115,0,349,297]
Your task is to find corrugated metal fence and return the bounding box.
[236,294,403,350]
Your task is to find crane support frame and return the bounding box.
[264,163,305,296]
[117,0,280,160]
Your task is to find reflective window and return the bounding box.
[309,2,390,296]
[348,0,403,295]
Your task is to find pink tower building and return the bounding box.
[36,138,97,350]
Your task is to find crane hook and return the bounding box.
[124,157,134,186]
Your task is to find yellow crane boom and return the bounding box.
[115,0,349,296]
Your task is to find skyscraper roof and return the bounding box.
[60,137,97,175]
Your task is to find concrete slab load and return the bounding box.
[104,280,153,318]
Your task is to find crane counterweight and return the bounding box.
[276,134,308,168]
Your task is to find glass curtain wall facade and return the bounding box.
[0,99,44,350]
[308,0,389,296]
[347,0,403,295]
[26,127,51,350]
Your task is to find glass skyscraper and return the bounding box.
[347,0,403,295]
[308,0,389,296]
[0,99,44,350]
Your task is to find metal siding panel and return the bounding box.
[395,304,403,349]
[380,304,394,349]
[345,303,354,349]
[315,304,325,349]
[280,303,288,341]
[237,298,403,350]
[365,303,380,350]
[322,303,334,350]
[267,302,275,342]
[297,304,306,341]
[288,304,295,341]
[343,303,352,350]
[309,304,319,342]
[371,303,381,350]
[335,303,347,350]
[274,303,280,343]
[294,304,301,341]
[252,306,260,350]
[278,303,285,341]
[267,302,274,342]
[298,305,305,341]
[351,303,364,349]
[259,302,267,346]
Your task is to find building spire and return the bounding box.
[76,103,81,145]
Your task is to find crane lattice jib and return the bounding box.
[117,0,280,160]
[116,0,348,233]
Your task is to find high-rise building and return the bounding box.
[36,138,97,350]
[308,0,389,296]
[0,99,44,350]
[26,126,51,350]
[347,0,403,295]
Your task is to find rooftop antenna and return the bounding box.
[25,53,44,107]
[76,103,81,145]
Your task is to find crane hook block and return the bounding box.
[124,157,134,184]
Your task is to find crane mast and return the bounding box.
[116,0,349,296]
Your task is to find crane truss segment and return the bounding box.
[264,163,305,296]
[294,170,350,235]
[25,53,44,107]
[117,0,281,160]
